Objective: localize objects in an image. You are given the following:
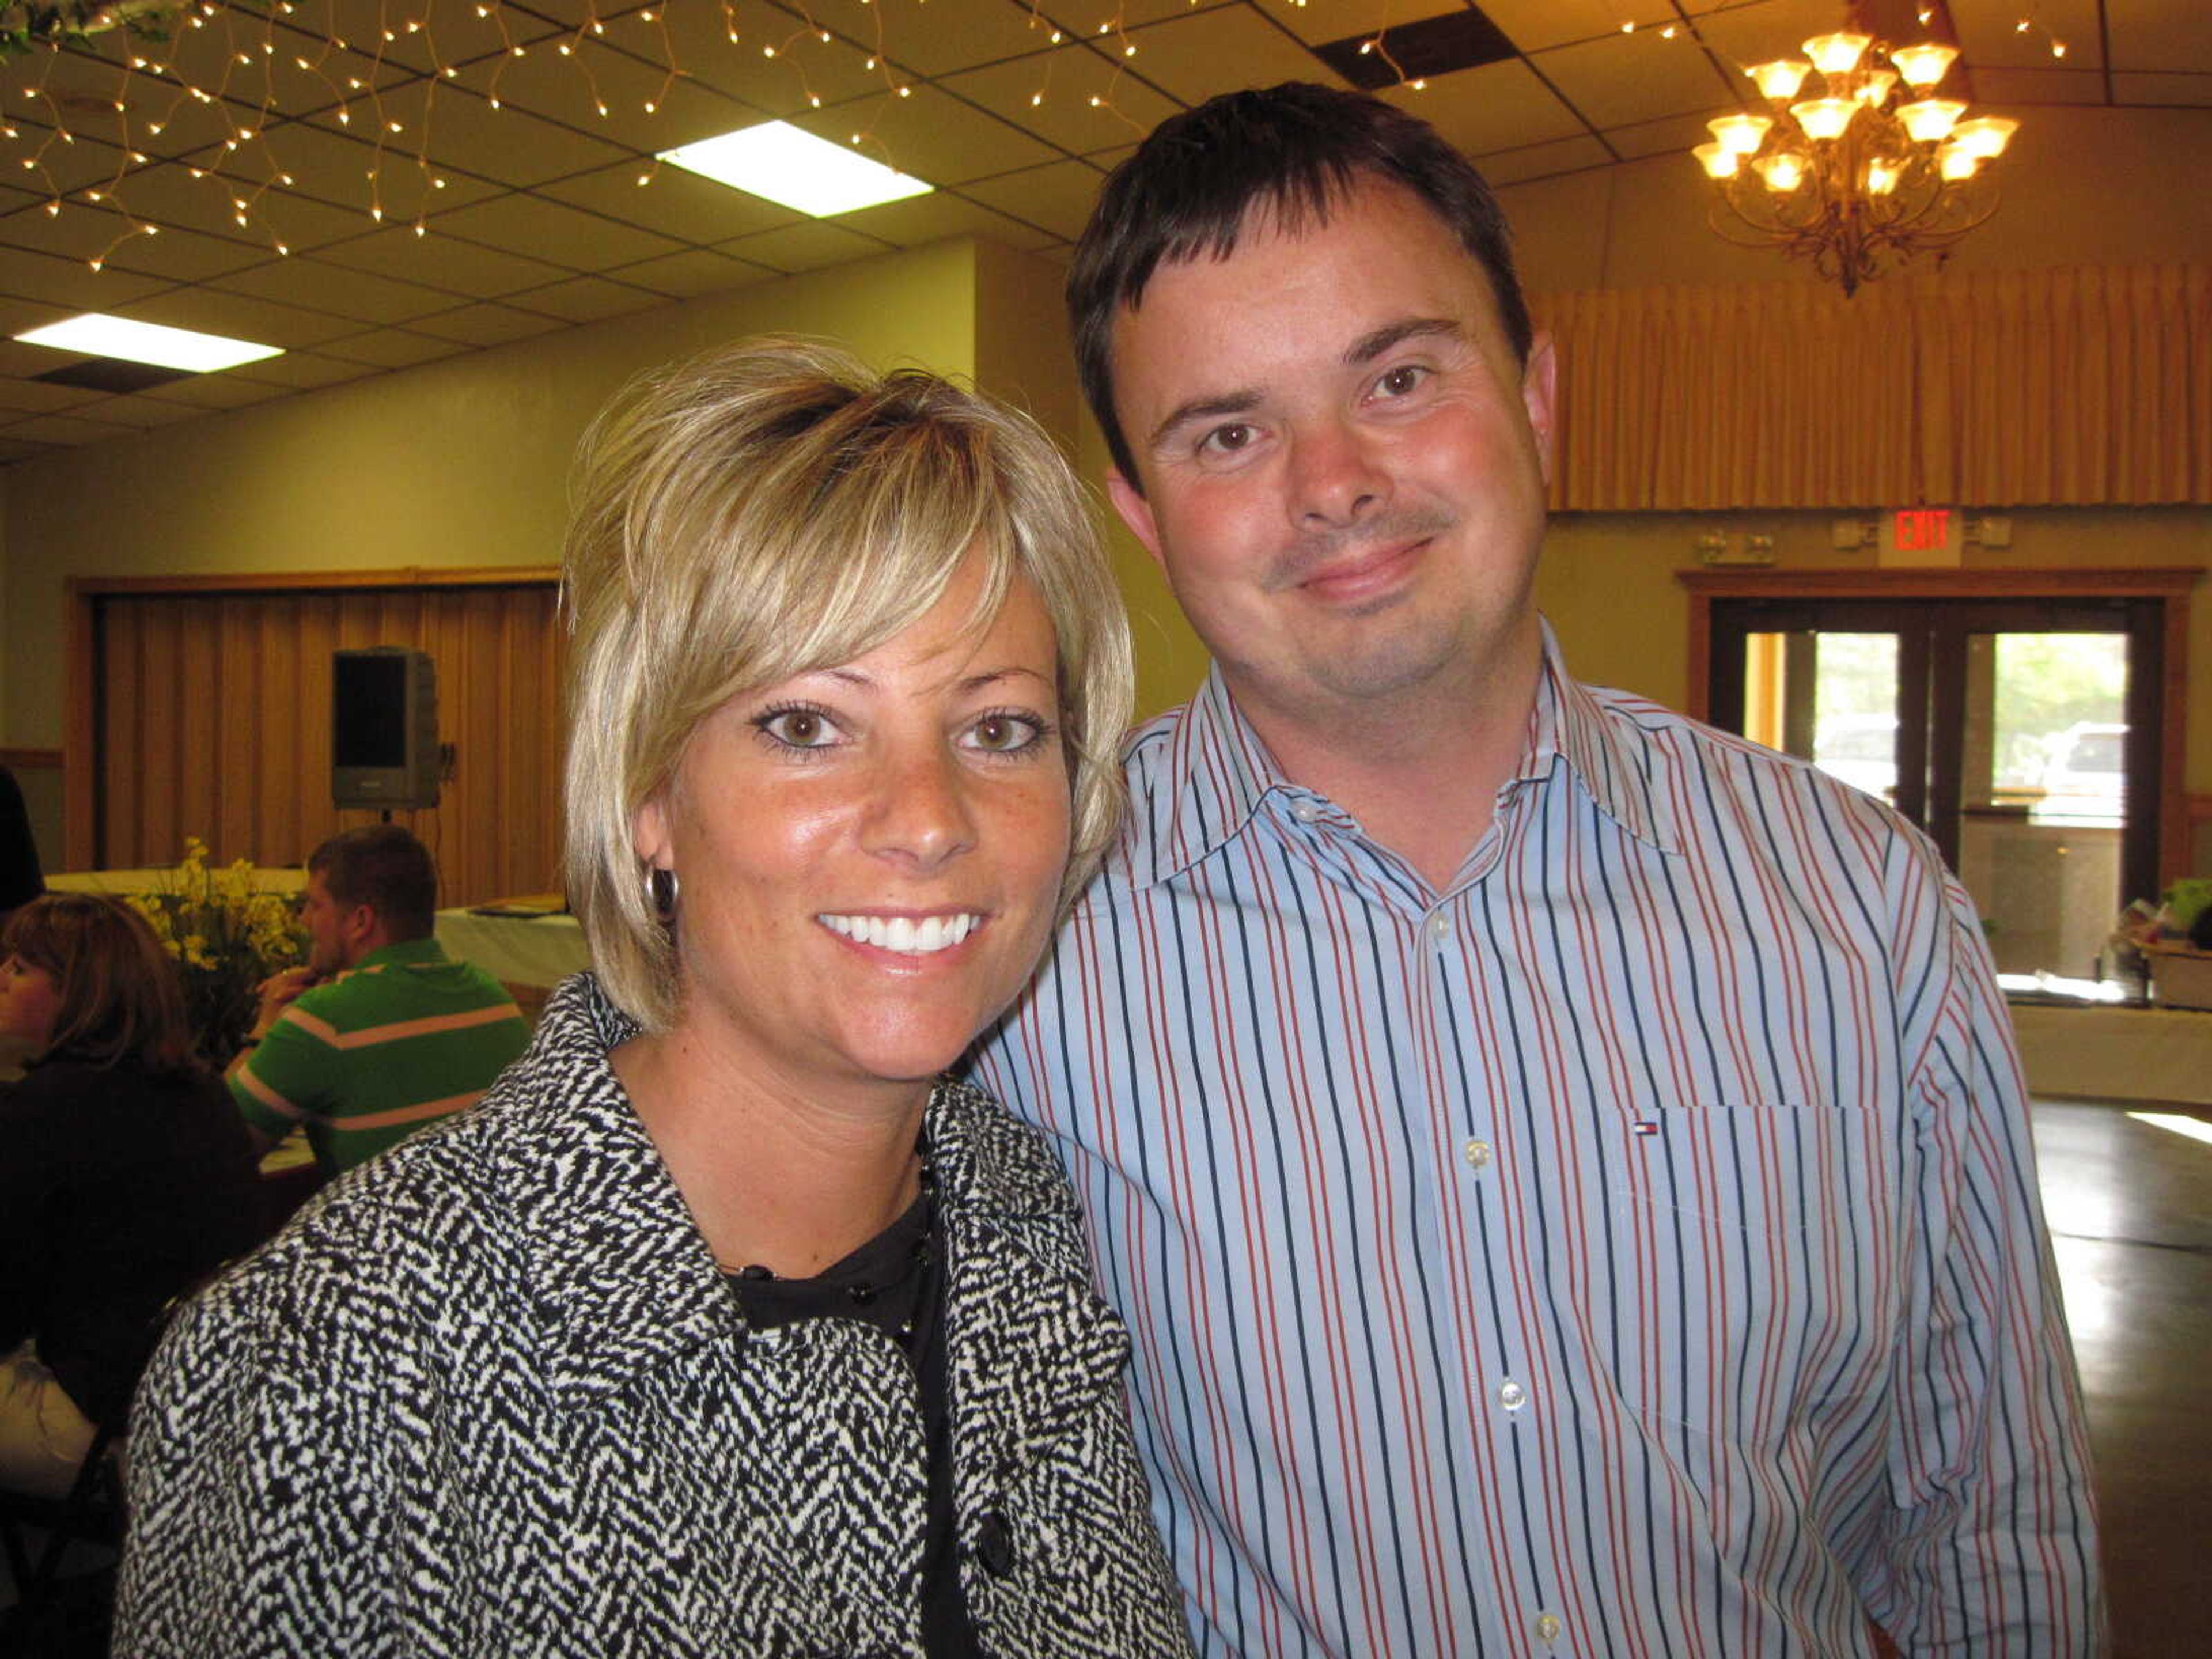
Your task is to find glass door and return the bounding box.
[1710,598,2163,980]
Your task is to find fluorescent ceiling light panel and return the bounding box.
[658,120,931,216]
[15,313,282,372]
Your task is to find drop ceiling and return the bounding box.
[0,0,2199,463]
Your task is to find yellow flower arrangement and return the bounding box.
[127,836,308,1063]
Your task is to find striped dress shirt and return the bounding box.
[971,628,2100,1658]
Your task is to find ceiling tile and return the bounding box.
[1969,66,2110,105]
[316,327,469,368]
[113,285,361,348]
[304,79,630,187]
[1530,27,1740,129]
[0,243,169,309]
[839,188,1058,251]
[97,157,380,253]
[791,83,1059,185]
[652,5,887,119]
[2109,0,2212,73]
[449,32,757,155]
[317,223,572,295]
[787,0,1066,78]
[0,125,138,200]
[2,410,137,444]
[599,247,778,297]
[0,438,55,462]
[1270,0,1476,51]
[1475,132,1613,184]
[2112,71,2212,107]
[222,351,377,390]
[715,217,893,272]
[213,253,460,321]
[1377,58,1590,156]
[400,296,571,347]
[938,41,1181,158]
[1954,0,2104,73]
[0,375,107,412]
[1066,0,1247,28]
[540,160,805,243]
[1604,105,1742,160]
[1116,9,1346,107]
[285,0,554,79]
[2,203,267,283]
[139,372,294,409]
[960,157,1108,240]
[427,190,684,267]
[1476,0,1680,55]
[506,274,664,321]
[78,393,209,429]
[184,118,499,228]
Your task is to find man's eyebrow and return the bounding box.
[1147,389,1261,454]
[1346,317,1462,365]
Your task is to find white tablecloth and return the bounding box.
[2008,1001,2212,1107]
[433,907,590,990]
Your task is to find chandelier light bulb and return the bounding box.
[1754,152,1807,192]
[1950,115,2018,158]
[1938,144,1979,181]
[1888,41,1959,88]
[1854,69,1897,106]
[1898,98,1966,142]
[1746,59,1812,100]
[1863,158,1902,195]
[1708,113,1772,155]
[1801,31,1872,74]
[1790,97,1858,141]
[1693,142,1740,179]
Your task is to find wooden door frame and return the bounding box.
[66,566,558,872]
[1677,566,2203,887]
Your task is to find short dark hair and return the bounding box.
[3,892,195,1073]
[309,824,437,941]
[1069,81,1533,487]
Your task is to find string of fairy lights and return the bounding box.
[0,1,2073,276]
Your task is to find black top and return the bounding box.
[0,1052,263,1426]
[726,1194,982,1659]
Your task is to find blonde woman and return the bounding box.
[116,342,1194,1658]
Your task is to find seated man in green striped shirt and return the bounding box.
[229,825,531,1178]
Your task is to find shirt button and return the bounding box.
[1498,1378,1527,1412]
[1425,912,1451,942]
[973,1510,1015,1578]
[1535,1610,1563,1643]
[1291,800,1321,824]
[1462,1139,1493,1170]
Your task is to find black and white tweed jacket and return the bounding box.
[114,974,1195,1658]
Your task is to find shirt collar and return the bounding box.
[344,935,450,976]
[1136,617,1675,888]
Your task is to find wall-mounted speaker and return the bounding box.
[332,647,440,809]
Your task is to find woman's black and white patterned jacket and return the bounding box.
[114,972,1196,1658]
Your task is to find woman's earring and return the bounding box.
[646,866,679,925]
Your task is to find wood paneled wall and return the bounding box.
[78,572,563,909]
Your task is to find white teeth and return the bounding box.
[817,913,980,955]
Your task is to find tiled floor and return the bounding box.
[2033,1099,2212,1659]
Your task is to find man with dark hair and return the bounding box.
[230,825,529,1177]
[974,83,2098,1655]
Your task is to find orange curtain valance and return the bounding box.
[1530,263,2211,511]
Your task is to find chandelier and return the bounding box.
[1692,20,2019,297]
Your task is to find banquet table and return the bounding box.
[2002,975,2212,1108]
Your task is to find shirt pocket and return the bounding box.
[1595,1099,1887,1448]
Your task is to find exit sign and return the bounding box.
[1883,506,1960,567]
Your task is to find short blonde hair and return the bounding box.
[562,338,1134,1032]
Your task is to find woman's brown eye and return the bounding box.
[785,712,819,743]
